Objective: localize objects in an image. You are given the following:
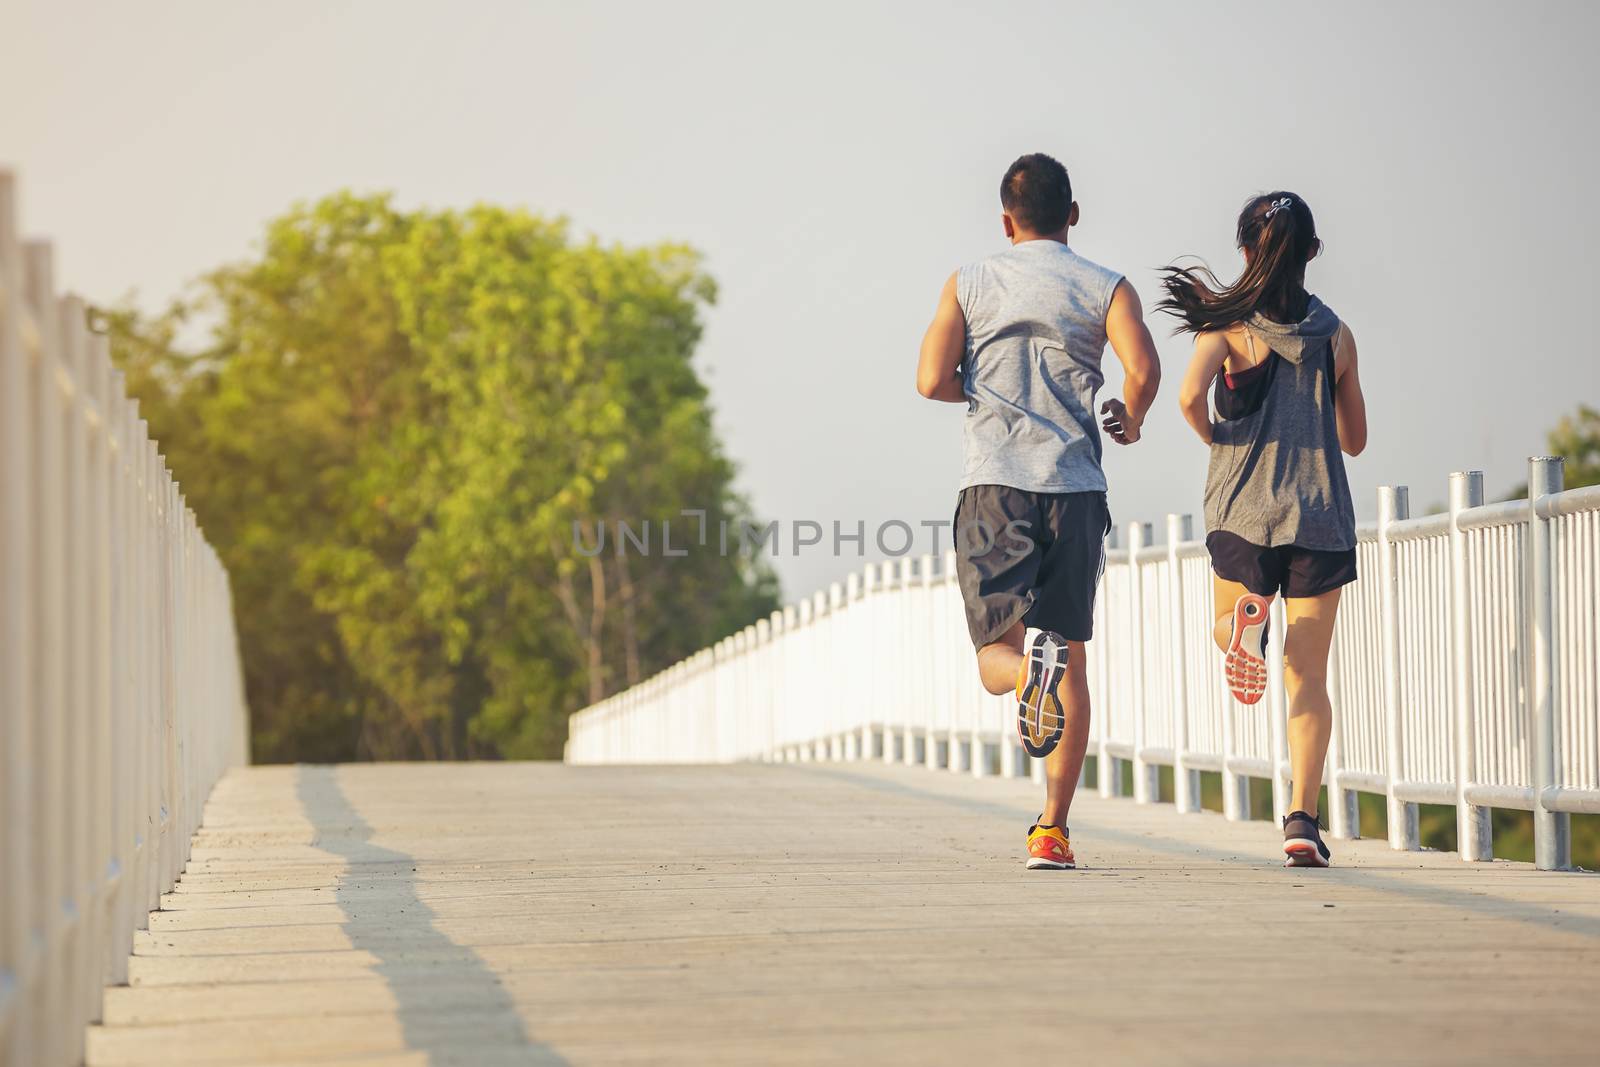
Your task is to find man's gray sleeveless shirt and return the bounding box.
[956,240,1123,494]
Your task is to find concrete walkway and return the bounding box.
[88,762,1600,1066]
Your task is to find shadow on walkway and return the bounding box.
[807,765,1600,939]
[295,766,566,1066]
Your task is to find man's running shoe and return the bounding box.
[1026,821,1075,870]
[1225,593,1271,705]
[1016,628,1068,758]
[1283,810,1331,867]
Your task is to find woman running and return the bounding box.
[1158,192,1367,868]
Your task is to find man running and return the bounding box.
[917,152,1161,870]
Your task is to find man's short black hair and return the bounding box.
[1000,153,1073,233]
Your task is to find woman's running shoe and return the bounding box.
[1282,810,1332,867]
[1026,821,1075,870]
[1016,628,1068,757]
[1224,593,1272,705]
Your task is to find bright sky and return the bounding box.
[5,1,1597,598]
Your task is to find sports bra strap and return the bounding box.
[1243,326,1259,366]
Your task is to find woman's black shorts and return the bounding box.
[1206,530,1357,599]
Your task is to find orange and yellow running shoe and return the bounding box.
[1026,822,1075,870]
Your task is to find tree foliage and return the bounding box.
[1500,403,1600,501]
[1545,404,1600,489]
[108,193,777,761]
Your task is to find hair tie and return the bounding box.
[1264,197,1294,220]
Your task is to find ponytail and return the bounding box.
[1157,192,1321,334]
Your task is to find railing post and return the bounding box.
[1324,630,1359,839]
[24,240,70,1067]
[1529,456,1571,870]
[759,619,775,761]
[1168,514,1199,814]
[134,421,155,922]
[970,702,990,778]
[58,294,90,1041]
[753,619,771,759]
[1266,596,1290,824]
[899,557,921,766]
[859,564,881,760]
[727,636,741,762]
[707,646,720,764]
[740,626,752,761]
[1220,747,1250,821]
[810,591,828,761]
[1097,525,1116,799]
[1449,470,1492,861]
[1378,484,1419,850]
[1127,521,1157,804]
[1218,506,1249,820]
[844,573,862,760]
[781,605,799,762]
[828,582,845,761]
[796,599,813,761]
[1000,707,1026,779]
[875,562,900,764]
[0,169,41,1067]
[915,554,943,770]
[942,549,968,775]
[161,469,180,887]
[708,641,724,762]
[79,302,116,1024]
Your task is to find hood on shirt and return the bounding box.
[1243,295,1339,365]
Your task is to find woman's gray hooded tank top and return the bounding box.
[1203,296,1357,551]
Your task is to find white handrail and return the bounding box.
[0,171,250,1066]
[568,456,1598,872]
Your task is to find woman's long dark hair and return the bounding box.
[1157,191,1321,333]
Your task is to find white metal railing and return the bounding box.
[567,457,1600,871]
[0,172,250,1066]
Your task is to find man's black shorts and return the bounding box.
[953,485,1111,649]
[1206,530,1357,599]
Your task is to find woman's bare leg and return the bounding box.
[1282,589,1342,817]
[1212,574,1270,651]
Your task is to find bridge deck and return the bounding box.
[88,761,1599,1066]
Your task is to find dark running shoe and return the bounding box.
[1015,629,1068,758]
[1283,810,1331,867]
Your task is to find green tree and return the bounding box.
[1545,404,1600,488]
[1502,403,1600,500]
[107,193,776,761]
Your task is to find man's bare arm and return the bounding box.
[1100,279,1161,444]
[917,272,968,403]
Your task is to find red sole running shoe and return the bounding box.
[1225,593,1271,705]
[1283,840,1331,868]
[1282,811,1332,867]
